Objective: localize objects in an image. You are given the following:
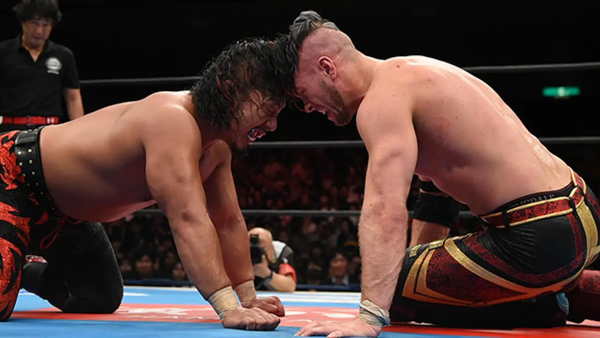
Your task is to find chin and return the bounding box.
[330,115,345,127]
[333,111,354,126]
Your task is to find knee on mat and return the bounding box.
[0,302,17,322]
[63,283,124,314]
[99,284,124,314]
[98,299,121,314]
[0,312,12,322]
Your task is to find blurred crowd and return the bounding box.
[102,143,600,289]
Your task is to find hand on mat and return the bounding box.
[246,296,285,317]
[222,307,280,331]
[295,318,381,337]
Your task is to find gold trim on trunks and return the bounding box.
[496,208,574,228]
[577,199,600,266]
[481,196,570,221]
[402,246,472,306]
[402,230,588,306]
[400,170,600,307]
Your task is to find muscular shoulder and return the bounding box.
[360,57,457,119]
[138,91,195,122]
[134,91,201,144]
[356,58,423,135]
[373,56,448,90]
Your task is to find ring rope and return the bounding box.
[122,278,360,291]
[80,61,600,87]
[134,208,473,218]
[248,136,600,149]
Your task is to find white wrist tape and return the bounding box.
[208,286,239,320]
[359,300,391,329]
[234,280,257,306]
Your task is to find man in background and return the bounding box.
[249,227,297,292]
[0,0,84,132]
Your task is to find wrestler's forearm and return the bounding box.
[171,221,231,299]
[215,220,254,288]
[359,208,408,311]
[266,273,296,293]
[409,220,450,247]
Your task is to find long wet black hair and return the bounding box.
[189,37,291,132]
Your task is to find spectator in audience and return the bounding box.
[326,251,350,286]
[347,254,362,283]
[119,259,135,280]
[131,252,157,280]
[158,250,179,278]
[248,227,297,292]
[305,262,325,286]
[325,250,359,286]
[0,0,83,133]
[308,241,328,270]
[172,262,188,282]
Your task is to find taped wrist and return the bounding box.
[234,280,257,307]
[208,286,240,320]
[359,300,390,329]
[413,179,461,228]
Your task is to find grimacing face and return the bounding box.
[229,91,282,152]
[294,62,354,126]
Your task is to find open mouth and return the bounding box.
[246,128,266,143]
[316,108,334,119]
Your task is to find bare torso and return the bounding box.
[40,91,224,222]
[362,56,571,215]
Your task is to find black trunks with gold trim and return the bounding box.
[390,170,600,328]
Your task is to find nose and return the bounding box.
[34,25,45,35]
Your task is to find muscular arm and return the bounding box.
[143,103,230,300]
[357,80,419,312]
[204,144,255,296]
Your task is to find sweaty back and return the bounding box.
[39,92,195,221]
[378,56,571,214]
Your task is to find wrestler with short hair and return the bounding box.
[282,11,600,337]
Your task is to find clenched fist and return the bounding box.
[244,296,285,317]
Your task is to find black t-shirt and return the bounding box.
[254,241,296,290]
[0,36,80,119]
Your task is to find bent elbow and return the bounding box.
[284,279,297,293]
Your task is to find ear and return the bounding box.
[317,56,337,80]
